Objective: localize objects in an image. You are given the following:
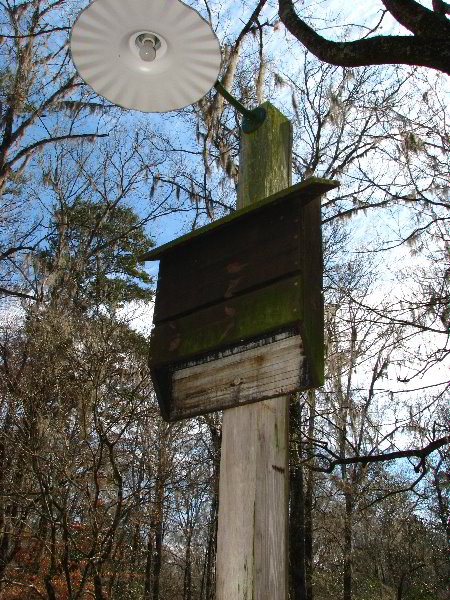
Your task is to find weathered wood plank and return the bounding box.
[216,102,291,600]
[169,333,305,419]
[173,332,301,381]
[149,274,303,367]
[216,398,289,600]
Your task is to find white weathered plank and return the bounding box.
[173,332,301,380]
[171,334,305,418]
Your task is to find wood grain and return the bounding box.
[170,333,305,420]
[216,398,289,600]
[216,102,291,600]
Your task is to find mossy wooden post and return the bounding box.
[216,102,292,600]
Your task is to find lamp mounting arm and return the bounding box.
[214,81,266,133]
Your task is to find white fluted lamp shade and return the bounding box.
[70,0,221,112]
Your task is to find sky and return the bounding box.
[0,0,448,403]
[78,0,448,378]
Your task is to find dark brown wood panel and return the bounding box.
[154,198,302,323]
[150,274,304,367]
[299,196,324,386]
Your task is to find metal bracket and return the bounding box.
[214,81,266,133]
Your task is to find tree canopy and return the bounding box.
[0,1,448,599]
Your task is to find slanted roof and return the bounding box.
[138,177,339,262]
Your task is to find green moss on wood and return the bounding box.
[238,102,293,209]
[149,275,303,367]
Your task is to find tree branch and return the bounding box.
[278,0,450,75]
[0,286,35,300]
[0,245,35,261]
[0,25,70,38]
[380,0,450,36]
[311,436,449,474]
[5,133,108,172]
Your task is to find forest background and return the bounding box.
[0,0,448,599]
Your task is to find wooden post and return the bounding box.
[216,102,292,600]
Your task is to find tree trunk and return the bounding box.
[44,575,57,600]
[290,462,307,600]
[204,492,218,600]
[152,515,163,600]
[144,531,153,600]
[0,410,24,590]
[45,523,58,600]
[289,398,307,600]
[304,390,316,600]
[32,515,49,574]
[152,441,165,600]
[183,530,192,600]
[397,571,407,600]
[61,518,73,599]
[93,569,105,600]
[343,490,353,600]
[202,423,219,600]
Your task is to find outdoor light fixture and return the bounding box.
[70,0,266,128]
[70,0,221,112]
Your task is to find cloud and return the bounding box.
[117,300,154,336]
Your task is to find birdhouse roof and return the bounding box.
[138,177,338,262]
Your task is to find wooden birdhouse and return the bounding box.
[141,177,338,421]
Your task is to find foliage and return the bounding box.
[37,198,153,309]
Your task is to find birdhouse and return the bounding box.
[141,177,338,421]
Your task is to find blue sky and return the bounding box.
[0,0,448,405]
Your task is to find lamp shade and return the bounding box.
[70,0,221,112]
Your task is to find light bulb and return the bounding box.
[139,40,156,62]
